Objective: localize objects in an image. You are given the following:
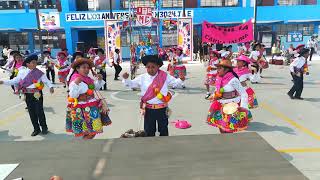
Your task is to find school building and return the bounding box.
[0,0,319,57]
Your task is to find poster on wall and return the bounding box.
[287,32,303,42]
[202,20,253,44]
[177,18,193,61]
[136,7,153,27]
[104,20,121,59]
[39,12,60,29]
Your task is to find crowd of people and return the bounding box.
[0,36,315,139]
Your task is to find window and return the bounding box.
[162,0,183,7]
[121,0,155,9]
[275,24,314,36]
[277,0,316,5]
[0,1,24,10]
[201,0,238,7]
[34,31,65,49]
[28,0,57,9]
[257,0,274,6]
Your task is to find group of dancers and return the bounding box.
[0,40,311,138]
[0,48,121,138]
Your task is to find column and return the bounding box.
[197,0,201,8]
[61,0,76,11]
[65,27,78,54]
[24,1,30,13]
[28,32,35,53]
[114,0,121,9]
[274,0,278,5]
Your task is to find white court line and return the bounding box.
[92,158,107,178]
[0,102,24,113]
[103,139,114,153]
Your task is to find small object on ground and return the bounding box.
[120,129,145,138]
[171,120,192,129]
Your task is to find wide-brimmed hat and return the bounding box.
[216,59,233,68]
[295,44,305,50]
[71,57,94,69]
[298,48,310,57]
[253,43,261,50]
[142,55,163,67]
[23,54,38,66]
[43,50,51,55]
[10,50,20,56]
[57,51,67,57]
[235,55,251,64]
[72,51,84,60]
[176,46,183,52]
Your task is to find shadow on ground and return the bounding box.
[0,130,22,141]
[247,122,296,135]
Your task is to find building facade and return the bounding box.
[0,0,319,57]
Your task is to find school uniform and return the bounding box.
[3,65,53,135]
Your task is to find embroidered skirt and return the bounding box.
[246,87,258,109]
[204,73,217,86]
[66,100,111,137]
[207,100,252,133]
[58,67,70,83]
[173,65,187,78]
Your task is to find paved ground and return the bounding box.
[4,133,306,180]
[1,55,320,179]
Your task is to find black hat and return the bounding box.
[142,55,163,67]
[253,43,261,50]
[72,51,84,60]
[97,48,105,54]
[298,48,310,57]
[43,50,51,55]
[23,54,38,66]
[10,50,20,56]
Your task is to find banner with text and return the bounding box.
[65,10,193,22]
[202,20,253,44]
[105,21,121,59]
[178,18,193,61]
[136,7,153,27]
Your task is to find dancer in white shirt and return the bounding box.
[122,55,185,136]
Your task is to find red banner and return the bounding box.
[136,7,153,27]
[202,20,253,44]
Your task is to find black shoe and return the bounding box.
[294,97,304,100]
[42,128,49,135]
[31,130,41,137]
[287,93,294,99]
[114,78,119,81]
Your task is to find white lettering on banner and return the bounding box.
[65,10,193,22]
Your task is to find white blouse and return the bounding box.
[69,80,105,98]
[249,51,260,61]
[218,77,248,109]
[123,72,183,105]
[238,73,252,83]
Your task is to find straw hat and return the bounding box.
[216,59,233,68]
[71,57,94,69]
